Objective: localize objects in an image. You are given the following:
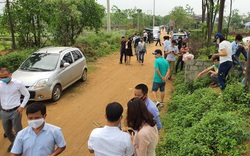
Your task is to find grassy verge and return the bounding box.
[157,72,250,156]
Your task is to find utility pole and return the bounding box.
[137,9,142,32]
[107,0,111,33]
[153,0,155,28]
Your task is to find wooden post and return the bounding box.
[245,43,250,92]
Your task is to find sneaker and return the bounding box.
[159,102,164,107]
[155,101,161,107]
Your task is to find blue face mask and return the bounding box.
[1,77,11,83]
[214,63,219,68]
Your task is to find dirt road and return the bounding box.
[0,31,173,156]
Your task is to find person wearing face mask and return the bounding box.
[152,49,170,107]
[134,84,162,130]
[0,68,30,152]
[212,33,233,90]
[196,57,220,88]
[11,102,66,156]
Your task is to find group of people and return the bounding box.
[120,33,148,65]
[0,67,66,155]
[1,48,171,155]
[162,35,193,80]
[197,33,249,90]
[89,47,172,155]
[88,83,163,156]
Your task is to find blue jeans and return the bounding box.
[232,46,248,75]
[217,61,232,90]
[139,51,145,63]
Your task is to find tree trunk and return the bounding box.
[218,0,225,33]
[202,0,206,41]
[6,0,16,50]
[206,0,213,48]
[246,44,250,92]
[226,0,233,39]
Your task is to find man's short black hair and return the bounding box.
[106,102,123,122]
[171,40,177,44]
[235,34,243,41]
[163,36,169,40]
[26,102,46,116]
[213,56,220,62]
[135,84,148,95]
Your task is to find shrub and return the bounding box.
[157,70,250,156]
[0,49,34,72]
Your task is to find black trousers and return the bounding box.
[120,50,127,63]
[155,39,161,46]
[175,56,184,73]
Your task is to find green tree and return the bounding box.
[230,9,244,31]
[168,6,195,31]
[49,0,105,45]
[2,0,50,48]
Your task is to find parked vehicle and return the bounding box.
[171,33,185,42]
[12,47,87,101]
[153,26,160,40]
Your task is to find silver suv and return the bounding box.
[12,47,87,101]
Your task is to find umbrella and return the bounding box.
[244,22,250,27]
[144,28,153,31]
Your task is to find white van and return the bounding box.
[153,26,160,40]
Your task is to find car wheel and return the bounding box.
[51,85,62,102]
[80,69,87,82]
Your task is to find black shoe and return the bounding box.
[7,143,13,152]
[4,133,7,138]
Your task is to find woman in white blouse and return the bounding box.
[126,98,158,156]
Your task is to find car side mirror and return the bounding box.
[64,62,70,67]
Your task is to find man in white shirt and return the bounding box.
[88,102,134,156]
[166,40,179,80]
[163,36,171,59]
[0,68,30,152]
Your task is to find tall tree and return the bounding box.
[6,0,16,49]
[225,0,233,39]
[205,0,219,47]
[168,6,196,31]
[49,0,105,45]
[217,0,225,33]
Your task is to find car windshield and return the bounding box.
[20,53,59,71]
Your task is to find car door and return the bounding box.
[57,52,75,89]
[71,50,84,80]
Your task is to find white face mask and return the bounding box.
[28,118,45,129]
[216,39,220,45]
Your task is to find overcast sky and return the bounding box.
[0,1,249,16]
[95,0,250,16]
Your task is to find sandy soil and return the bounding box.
[0,31,173,156]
